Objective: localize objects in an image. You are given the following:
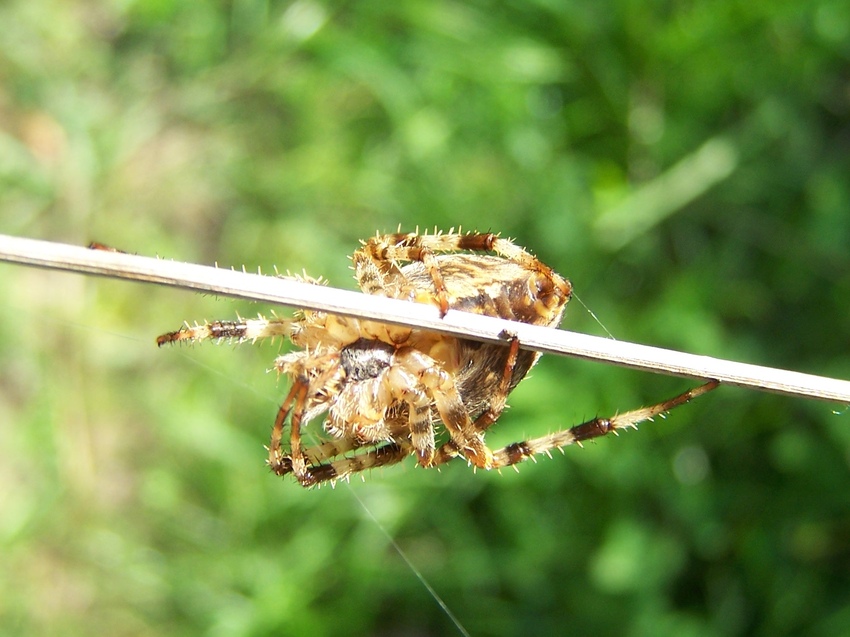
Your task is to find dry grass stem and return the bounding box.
[2,233,848,404]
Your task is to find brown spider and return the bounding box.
[157,231,717,487]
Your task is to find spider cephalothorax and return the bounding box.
[158,231,716,487]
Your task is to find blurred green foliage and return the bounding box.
[1,1,849,635]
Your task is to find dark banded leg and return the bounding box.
[273,443,412,487]
[156,317,292,347]
[355,234,450,314]
[267,378,319,486]
[432,381,719,469]
[406,386,437,466]
[471,334,521,434]
[426,334,521,467]
[303,437,364,465]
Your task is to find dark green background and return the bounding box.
[1,1,849,635]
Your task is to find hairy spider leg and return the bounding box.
[432,380,720,468]
[384,365,437,465]
[268,377,317,485]
[303,437,364,465]
[472,335,522,433]
[156,316,293,346]
[268,379,305,473]
[394,347,493,468]
[355,235,451,315]
[270,430,366,480]
[362,231,562,280]
[269,351,348,486]
[422,335,523,465]
[272,443,412,485]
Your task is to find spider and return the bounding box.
[157,231,718,487]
